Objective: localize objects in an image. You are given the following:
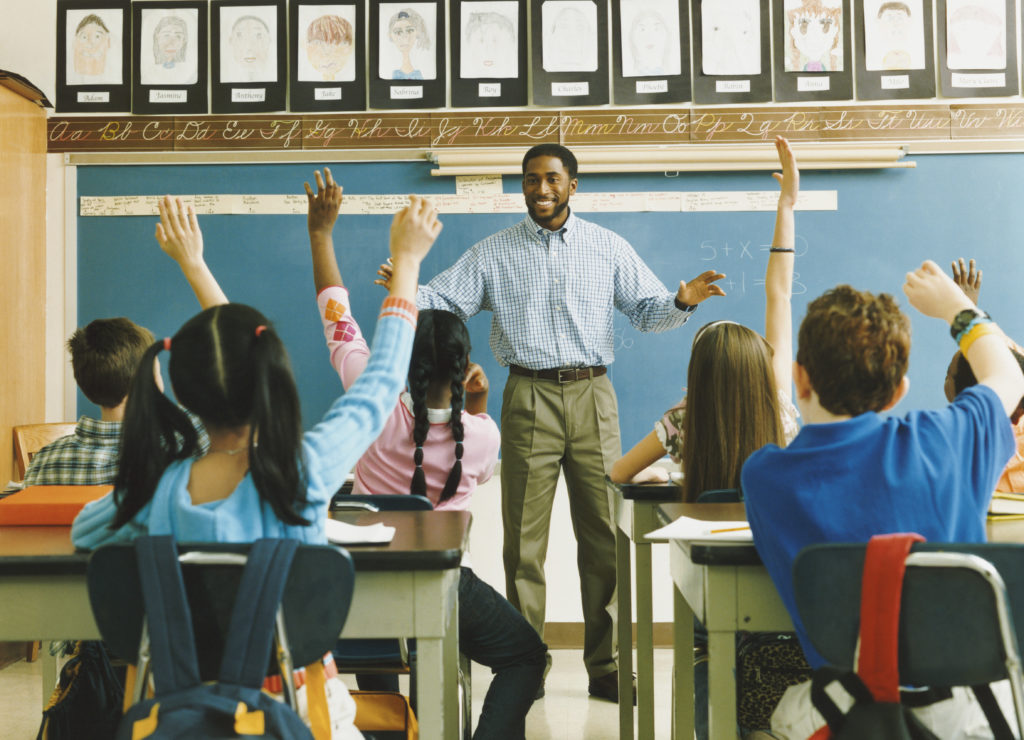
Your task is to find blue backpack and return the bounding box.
[116,536,314,740]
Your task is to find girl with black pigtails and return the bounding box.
[309,169,545,740]
[71,184,440,550]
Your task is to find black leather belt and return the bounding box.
[509,365,607,383]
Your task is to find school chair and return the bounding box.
[331,492,472,739]
[86,538,355,708]
[794,542,1024,733]
[696,487,742,503]
[12,422,77,481]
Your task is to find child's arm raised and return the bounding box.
[304,167,344,292]
[765,136,797,397]
[155,196,228,308]
[904,260,1024,415]
[951,257,982,305]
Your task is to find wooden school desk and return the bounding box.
[612,479,679,740]
[656,504,1024,740]
[0,510,469,740]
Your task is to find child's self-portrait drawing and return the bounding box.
[298,4,356,82]
[620,0,682,77]
[460,1,518,79]
[379,4,436,80]
[864,0,925,70]
[140,8,199,85]
[542,1,599,73]
[220,5,277,83]
[67,9,123,84]
[784,0,843,72]
[701,0,761,75]
[946,0,1005,70]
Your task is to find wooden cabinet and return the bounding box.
[0,84,47,485]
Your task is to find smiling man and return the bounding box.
[380,144,725,701]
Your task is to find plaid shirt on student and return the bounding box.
[418,211,695,369]
[23,414,210,487]
[23,416,122,486]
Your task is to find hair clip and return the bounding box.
[255,325,267,337]
[162,337,172,351]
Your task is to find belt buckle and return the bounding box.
[558,368,581,383]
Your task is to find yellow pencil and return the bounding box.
[710,525,751,534]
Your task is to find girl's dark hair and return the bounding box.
[112,304,309,528]
[408,310,471,503]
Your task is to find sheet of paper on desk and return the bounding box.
[645,515,752,543]
[325,518,395,545]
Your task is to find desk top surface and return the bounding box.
[658,502,1024,566]
[612,480,681,502]
[0,510,470,575]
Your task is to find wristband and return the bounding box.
[959,322,1000,357]
[675,296,697,312]
[769,247,795,253]
[954,316,989,345]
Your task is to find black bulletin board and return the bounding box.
[773,0,854,102]
[855,0,936,100]
[690,0,770,105]
[451,0,529,108]
[210,0,286,113]
[57,0,131,112]
[131,0,209,115]
[531,0,609,106]
[289,0,366,112]
[369,0,446,109]
[612,0,691,105]
[937,0,1018,98]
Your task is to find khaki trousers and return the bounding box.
[500,371,622,679]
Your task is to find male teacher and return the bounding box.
[379,144,725,701]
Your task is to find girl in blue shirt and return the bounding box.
[71,184,440,549]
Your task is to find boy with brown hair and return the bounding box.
[24,317,154,486]
[742,261,1024,737]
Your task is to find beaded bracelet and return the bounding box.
[959,321,1001,357]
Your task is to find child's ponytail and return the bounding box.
[112,338,200,527]
[248,324,310,526]
[408,314,435,498]
[438,348,466,503]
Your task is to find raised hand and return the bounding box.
[304,167,342,237]
[950,258,982,305]
[156,195,205,269]
[904,260,973,322]
[465,362,489,395]
[374,258,394,291]
[390,195,442,265]
[772,136,799,209]
[677,270,727,306]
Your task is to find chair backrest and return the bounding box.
[696,488,742,503]
[12,422,77,480]
[794,542,1024,688]
[331,493,434,512]
[87,541,355,680]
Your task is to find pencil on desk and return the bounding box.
[710,525,751,534]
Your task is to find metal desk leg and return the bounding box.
[636,540,655,739]
[42,647,57,709]
[616,523,635,740]
[673,586,694,740]
[415,569,460,740]
[707,630,737,740]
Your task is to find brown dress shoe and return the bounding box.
[587,671,637,705]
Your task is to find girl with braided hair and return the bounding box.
[309,169,546,739]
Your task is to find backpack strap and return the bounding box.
[857,533,925,703]
[134,535,202,695]
[972,684,1015,740]
[218,538,300,688]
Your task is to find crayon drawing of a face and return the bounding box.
[154,15,187,66]
[306,14,354,80]
[230,16,271,73]
[73,14,111,76]
[787,0,842,71]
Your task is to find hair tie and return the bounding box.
[254,325,267,337]
[162,337,172,351]
[454,440,464,460]
[414,445,424,466]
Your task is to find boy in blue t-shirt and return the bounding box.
[742,261,1024,739]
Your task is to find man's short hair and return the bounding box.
[796,285,911,416]
[522,143,578,179]
[68,318,154,408]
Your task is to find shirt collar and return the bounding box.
[74,415,122,444]
[524,208,577,239]
[787,412,883,449]
[400,392,453,423]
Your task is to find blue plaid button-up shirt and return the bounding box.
[418,211,694,369]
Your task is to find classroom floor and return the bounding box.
[0,647,674,739]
